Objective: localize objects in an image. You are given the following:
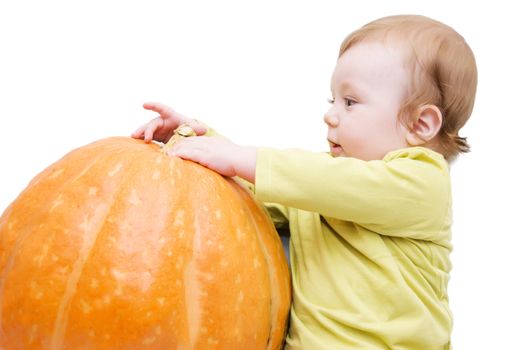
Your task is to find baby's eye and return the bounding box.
[345,98,356,107]
[327,98,335,104]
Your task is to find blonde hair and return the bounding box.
[339,15,477,160]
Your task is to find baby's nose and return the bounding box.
[323,112,339,127]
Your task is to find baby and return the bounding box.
[133,14,477,350]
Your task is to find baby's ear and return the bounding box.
[405,105,443,146]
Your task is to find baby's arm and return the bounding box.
[254,147,450,240]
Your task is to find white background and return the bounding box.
[1,1,524,348]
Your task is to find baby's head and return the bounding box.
[325,15,477,161]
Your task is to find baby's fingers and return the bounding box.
[143,102,176,119]
[131,123,147,139]
[142,118,165,142]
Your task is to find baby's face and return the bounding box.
[325,40,411,160]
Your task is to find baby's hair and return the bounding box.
[340,15,477,161]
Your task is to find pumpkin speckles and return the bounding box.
[107,162,123,177]
[128,189,142,205]
[173,209,185,227]
[48,168,64,180]
[49,194,64,212]
[0,137,290,350]
[215,209,222,220]
[151,170,161,180]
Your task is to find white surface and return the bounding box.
[1,1,524,348]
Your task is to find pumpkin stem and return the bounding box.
[162,124,197,154]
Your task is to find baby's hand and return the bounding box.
[168,136,256,183]
[132,102,208,143]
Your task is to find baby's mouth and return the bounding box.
[328,141,343,154]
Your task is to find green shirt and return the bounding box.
[255,146,452,350]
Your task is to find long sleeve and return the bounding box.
[255,146,451,241]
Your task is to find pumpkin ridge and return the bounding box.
[62,149,183,348]
[229,182,287,350]
[0,159,95,344]
[0,150,116,344]
[184,184,205,349]
[50,151,134,349]
[50,183,127,349]
[0,221,34,342]
[244,202,275,350]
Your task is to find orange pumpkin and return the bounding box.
[0,137,290,350]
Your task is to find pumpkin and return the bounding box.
[0,136,291,349]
